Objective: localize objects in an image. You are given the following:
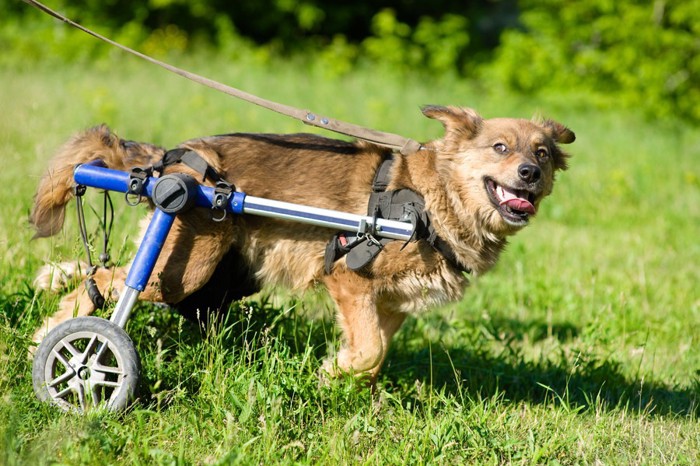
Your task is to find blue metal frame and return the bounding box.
[124,209,175,291]
[73,161,415,240]
[73,160,416,328]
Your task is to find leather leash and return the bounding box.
[22,0,424,155]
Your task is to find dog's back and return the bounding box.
[181,133,386,213]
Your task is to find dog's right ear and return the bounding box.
[422,105,483,150]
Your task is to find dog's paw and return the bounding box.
[318,358,377,391]
[318,358,338,387]
[33,261,88,291]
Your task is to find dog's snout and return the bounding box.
[518,164,541,184]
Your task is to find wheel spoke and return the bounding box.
[58,338,81,359]
[75,383,86,411]
[80,334,100,364]
[91,362,123,376]
[54,385,75,400]
[90,385,102,408]
[51,348,73,371]
[92,379,121,389]
[48,368,76,388]
[94,337,110,362]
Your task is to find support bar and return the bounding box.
[73,162,415,241]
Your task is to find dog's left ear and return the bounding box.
[542,119,576,144]
[540,119,575,171]
[422,105,483,145]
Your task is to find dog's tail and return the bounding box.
[30,125,166,238]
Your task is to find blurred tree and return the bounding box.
[488,0,700,121]
[5,0,700,121]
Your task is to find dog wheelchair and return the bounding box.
[32,160,417,412]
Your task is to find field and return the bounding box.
[0,54,699,464]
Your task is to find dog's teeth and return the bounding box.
[497,185,506,201]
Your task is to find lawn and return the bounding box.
[0,54,698,464]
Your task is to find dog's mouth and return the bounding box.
[484,178,537,226]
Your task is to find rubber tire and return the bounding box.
[32,316,140,412]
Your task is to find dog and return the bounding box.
[30,106,574,383]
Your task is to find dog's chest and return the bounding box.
[378,263,468,314]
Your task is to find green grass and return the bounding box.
[1,54,699,465]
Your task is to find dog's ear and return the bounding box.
[539,119,575,171]
[422,105,483,135]
[542,119,576,144]
[422,105,483,143]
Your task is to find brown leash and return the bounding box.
[22,0,424,155]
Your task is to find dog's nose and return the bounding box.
[518,164,541,183]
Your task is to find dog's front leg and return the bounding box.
[368,305,407,382]
[322,271,405,383]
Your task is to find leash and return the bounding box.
[22,0,424,156]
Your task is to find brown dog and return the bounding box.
[30,106,574,383]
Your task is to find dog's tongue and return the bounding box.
[497,185,536,214]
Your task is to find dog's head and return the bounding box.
[423,105,575,236]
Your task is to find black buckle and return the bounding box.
[73,184,87,197]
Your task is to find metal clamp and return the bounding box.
[125,167,151,206]
[212,181,233,222]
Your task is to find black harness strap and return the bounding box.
[153,148,226,184]
[324,155,470,274]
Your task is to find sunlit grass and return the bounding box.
[1,54,698,464]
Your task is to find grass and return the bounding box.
[0,52,699,465]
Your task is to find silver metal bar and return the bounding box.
[241,196,415,240]
[74,163,417,241]
[109,286,140,329]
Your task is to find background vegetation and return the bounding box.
[1,0,699,464]
[3,0,700,121]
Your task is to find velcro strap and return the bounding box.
[372,155,394,192]
[324,233,353,274]
[345,236,391,271]
[180,151,213,182]
[155,148,227,184]
[85,277,105,309]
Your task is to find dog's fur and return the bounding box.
[30,106,574,382]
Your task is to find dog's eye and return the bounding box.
[493,143,508,154]
[536,147,549,159]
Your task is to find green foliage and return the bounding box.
[361,9,470,75]
[489,0,700,121]
[8,0,700,121]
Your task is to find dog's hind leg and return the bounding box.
[136,210,239,314]
[32,266,127,345]
[32,210,237,347]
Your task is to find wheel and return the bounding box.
[32,316,140,412]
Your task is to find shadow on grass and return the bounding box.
[10,283,695,418]
[126,297,335,410]
[382,318,699,418]
[130,298,698,418]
